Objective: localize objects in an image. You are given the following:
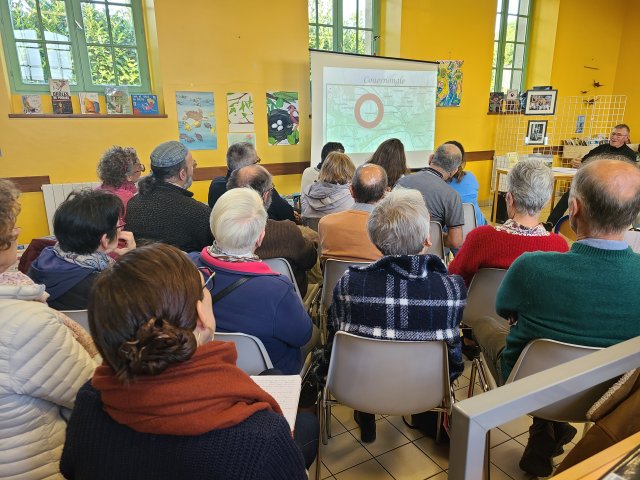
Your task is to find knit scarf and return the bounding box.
[92,340,282,435]
[207,241,260,263]
[53,243,114,270]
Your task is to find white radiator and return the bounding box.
[41,182,101,235]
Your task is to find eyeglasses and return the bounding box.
[198,266,215,291]
[132,164,146,173]
[254,156,261,164]
[611,132,628,138]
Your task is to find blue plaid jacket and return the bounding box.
[329,254,467,380]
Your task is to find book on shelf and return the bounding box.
[79,92,100,114]
[21,95,42,114]
[105,86,132,115]
[488,92,504,113]
[131,94,159,115]
[49,79,73,114]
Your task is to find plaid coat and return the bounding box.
[329,254,467,379]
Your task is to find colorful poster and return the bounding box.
[21,94,42,114]
[228,132,256,147]
[50,79,73,114]
[105,86,131,114]
[266,91,299,146]
[436,60,463,107]
[575,114,586,134]
[176,91,217,150]
[227,92,254,132]
[79,92,100,114]
[132,94,159,115]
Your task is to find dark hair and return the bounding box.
[445,140,467,183]
[227,164,273,196]
[89,243,201,382]
[138,161,186,195]
[54,189,123,254]
[97,146,139,188]
[351,164,388,203]
[227,142,257,171]
[367,138,408,188]
[0,180,20,252]
[318,142,345,169]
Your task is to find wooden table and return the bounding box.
[492,167,577,223]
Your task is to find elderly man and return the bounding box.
[126,141,212,252]
[545,124,637,228]
[396,143,465,248]
[318,163,387,263]
[475,157,640,477]
[190,187,312,375]
[208,142,296,221]
[329,189,467,443]
[226,164,317,297]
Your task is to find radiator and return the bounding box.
[41,182,101,235]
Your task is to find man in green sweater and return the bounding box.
[475,157,640,477]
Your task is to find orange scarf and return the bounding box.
[92,340,282,435]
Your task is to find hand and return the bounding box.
[570,158,582,169]
[293,210,302,224]
[112,230,136,256]
[508,315,518,326]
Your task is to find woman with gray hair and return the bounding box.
[449,158,569,286]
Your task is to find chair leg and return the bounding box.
[435,410,443,444]
[468,359,478,398]
[485,429,491,480]
[320,388,329,446]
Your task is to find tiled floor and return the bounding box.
[308,359,579,480]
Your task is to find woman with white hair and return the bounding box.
[449,158,569,286]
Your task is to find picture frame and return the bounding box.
[524,89,557,115]
[526,120,548,145]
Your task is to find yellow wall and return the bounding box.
[613,0,640,131]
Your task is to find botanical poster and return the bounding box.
[266,91,299,146]
[227,92,254,133]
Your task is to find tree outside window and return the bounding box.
[491,0,531,93]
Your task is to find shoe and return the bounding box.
[353,411,376,443]
[553,422,577,456]
[462,343,480,360]
[543,221,554,232]
[519,418,555,477]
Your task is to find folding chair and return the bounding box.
[426,221,446,263]
[60,309,90,332]
[461,202,478,244]
[215,332,273,375]
[262,257,302,300]
[554,215,576,242]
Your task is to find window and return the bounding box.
[490,0,531,92]
[308,0,379,55]
[0,0,150,93]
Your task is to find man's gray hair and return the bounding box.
[227,164,273,197]
[368,188,430,256]
[431,143,463,173]
[226,142,257,172]
[210,188,267,255]
[506,159,553,215]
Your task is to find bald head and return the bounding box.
[351,164,388,204]
[431,143,463,173]
[227,164,273,207]
[569,157,640,236]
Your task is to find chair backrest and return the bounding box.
[60,309,90,332]
[624,229,640,253]
[302,217,321,232]
[41,182,101,235]
[461,203,477,243]
[426,221,445,261]
[321,259,370,311]
[262,258,302,300]
[460,268,507,329]
[507,338,613,422]
[326,331,451,415]
[215,332,273,375]
[554,214,576,242]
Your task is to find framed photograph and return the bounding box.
[526,120,547,145]
[524,89,557,115]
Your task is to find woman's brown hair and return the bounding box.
[0,180,20,252]
[89,243,202,382]
[318,152,355,184]
[367,138,408,188]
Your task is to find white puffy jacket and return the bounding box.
[0,299,97,479]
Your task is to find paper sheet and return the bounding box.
[251,375,301,431]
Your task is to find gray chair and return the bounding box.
[426,221,446,263]
[60,309,90,332]
[461,202,477,244]
[215,332,273,375]
[316,331,453,480]
[302,216,321,232]
[262,257,302,300]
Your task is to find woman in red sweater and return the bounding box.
[449,159,569,286]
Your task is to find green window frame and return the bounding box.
[0,0,151,93]
[308,0,380,55]
[491,0,532,93]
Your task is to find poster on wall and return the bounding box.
[436,60,463,107]
[176,91,217,150]
[227,92,254,133]
[266,91,299,146]
[228,132,256,147]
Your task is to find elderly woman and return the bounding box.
[97,146,145,212]
[367,138,408,188]
[190,188,312,375]
[449,159,569,286]
[60,243,308,479]
[28,189,136,310]
[0,179,97,479]
[301,151,355,219]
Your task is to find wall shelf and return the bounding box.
[8,113,168,119]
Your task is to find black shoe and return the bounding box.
[519,418,555,477]
[353,411,376,443]
[462,343,480,360]
[553,422,577,456]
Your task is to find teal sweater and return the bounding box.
[497,242,640,381]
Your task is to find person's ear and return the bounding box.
[98,233,112,251]
[428,153,435,165]
[423,236,432,248]
[179,166,187,182]
[255,229,266,248]
[349,184,355,198]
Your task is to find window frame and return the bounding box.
[491,0,533,93]
[308,0,380,56]
[0,0,151,93]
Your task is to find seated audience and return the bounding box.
[190,188,312,375]
[474,157,640,477]
[29,189,135,310]
[318,163,386,262]
[449,158,568,286]
[0,179,98,479]
[209,142,296,222]
[367,138,408,188]
[96,145,144,215]
[300,141,345,193]
[445,140,487,228]
[126,140,213,252]
[396,143,465,248]
[227,164,317,297]
[329,189,466,442]
[301,152,355,219]
[60,243,308,479]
